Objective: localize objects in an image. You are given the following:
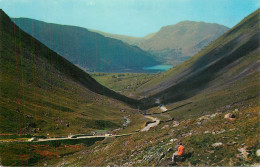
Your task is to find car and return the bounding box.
[28,137,37,142]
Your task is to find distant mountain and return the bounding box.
[137,10,259,106]
[139,21,229,65]
[1,9,138,134]
[88,29,155,46]
[12,18,159,72]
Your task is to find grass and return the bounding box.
[90,73,156,97]
[135,9,259,102]
[32,9,260,166]
[1,9,259,167]
[46,103,259,166]
[0,9,143,137]
[0,142,86,166]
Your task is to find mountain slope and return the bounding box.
[139,21,229,64]
[137,9,259,106]
[33,10,260,167]
[12,18,158,72]
[0,9,141,135]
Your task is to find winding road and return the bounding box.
[28,114,160,143]
[141,116,160,132]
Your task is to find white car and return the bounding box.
[28,137,37,142]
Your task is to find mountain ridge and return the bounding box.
[137,9,259,107]
[12,17,159,73]
[138,21,229,65]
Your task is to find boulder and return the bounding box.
[161,125,169,129]
[210,113,218,118]
[256,149,260,157]
[233,109,239,113]
[172,121,180,127]
[212,142,223,147]
[204,131,210,134]
[227,142,237,146]
[224,113,236,121]
[238,147,249,160]
[159,152,165,160]
[198,115,210,121]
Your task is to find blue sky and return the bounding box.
[1,0,259,37]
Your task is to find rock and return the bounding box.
[172,121,180,127]
[256,149,260,157]
[212,142,223,147]
[233,109,239,113]
[161,125,169,129]
[210,113,218,118]
[167,148,173,152]
[238,147,249,160]
[216,129,226,134]
[159,152,165,160]
[204,131,210,134]
[227,142,237,146]
[169,138,178,143]
[224,113,236,121]
[198,115,210,121]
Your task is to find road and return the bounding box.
[22,115,160,143]
[36,133,131,142]
[141,116,160,132]
[34,115,160,142]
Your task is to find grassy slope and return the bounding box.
[42,102,260,166]
[0,9,143,136]
[90,73,156,97]
[1,9,259,167]
[12,18,158,72]
[139,21,229,64]
[21,9,260,167]
[136,9,260,107]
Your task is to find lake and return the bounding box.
[143,65,173,73]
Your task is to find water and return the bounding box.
[143,65,173,72]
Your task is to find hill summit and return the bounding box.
[139,21,229,65]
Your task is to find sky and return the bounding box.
[0,0,259,37]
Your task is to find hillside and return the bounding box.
[139,21,229,65]
[0,9,143,136]
[12,18,158,72]
[42,9,260,167]
[137,9,259,107]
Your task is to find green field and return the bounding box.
[90,73,156,98]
